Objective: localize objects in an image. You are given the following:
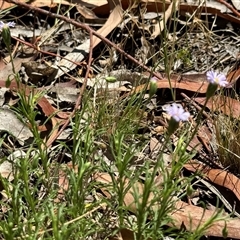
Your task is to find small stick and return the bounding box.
[12,36,84,67]
[181,93,210,119]
[216,0,240,18]
[6,0,163,80]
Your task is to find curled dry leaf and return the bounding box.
[184,161,240,202]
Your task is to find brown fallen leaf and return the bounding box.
[94,172,240,239]
[56,4,123,78]
[76,4,99,19]
[194,95,240,119]
[0,0,28,10]
[0,56,35,81]
[0,80,70,120]
[93,0,240,25]
[36,95,70,119]
[55,162,78,202]
[150,0,179,39]
[92,4,123,48]
[131,77,208,95]
[171,200,240,238]
[107,0,121,13]
[78,0,107,7]
[45,116,66,147]
[197,125,213,153]
[184,161,240,203]
[227,63,240,84]
[0,108,33,145]
[29,0,74,7]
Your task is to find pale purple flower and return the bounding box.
[165,103,190,122]
[206,70,228,87]
[150,77,158,84]
[0,21,15,31]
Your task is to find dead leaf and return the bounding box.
[0,88,8,107]
[0,80,70,120]
[78,0,107,6]
[152,125,165,135]
[0,0,29,11]
[56,4,123,78]
[29,0,74,7]
[0,58,6,71]
[0,108,33,145]
[22,61,58,85]
[184,161,240,203]
[107,0,121,12]
[94,172,240,238]
[0,56,35,81]
[76,4,99,19]
[150,137,161,152]
[55,162,78,202]
[232,0,240,10]
[150,0,179,39]
[0,160,14,182]
[93,0,240,25]
[55,83,79,103]
[227,60,240,84]
[45,117,62,147]
[172,134,202,153]
[194,95,240,119]
[171,200,240,238]
[0,150,27,191]
[197,125,213,153]
[131,77,208,95]
[91,4,122,47]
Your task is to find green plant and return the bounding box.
[0,9,232,240]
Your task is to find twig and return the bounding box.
[216,0,240,18]
[11,36,84,67]
[180,92,210,119]
[6,0,163,80]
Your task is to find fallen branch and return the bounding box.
[6,0,163,80]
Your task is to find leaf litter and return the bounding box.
[1,0,240,239]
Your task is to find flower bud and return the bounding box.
[1,24,11,48]
[206,83,218,99]
[167,117,179,135]
[149,78,158,98]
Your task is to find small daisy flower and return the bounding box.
[0,21,15,49]
[206,70,228,98]
[206,70,228,87]
[165,103,190,122]
[0,21,15,31]
[150,77,158,83]
[164,103,190,135]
